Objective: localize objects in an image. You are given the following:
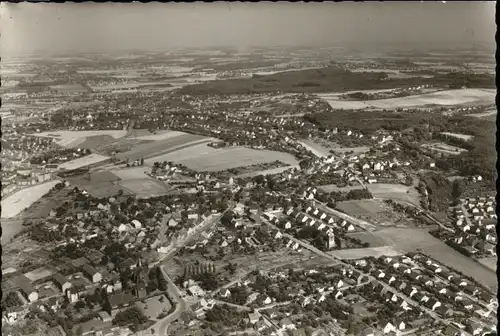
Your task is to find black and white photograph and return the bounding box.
[0,2,497,336]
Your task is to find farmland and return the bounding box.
[59,153,110,170]
[336,199,386,216]
[345,231,388,248]
[110,167,150,180]
[144,143,219,165]
[329,246,402,260]
[34,130,127,147]
[375,227,497,292]
[117,178,173,198]
[440,132,474,141]
[366,183,421,207]
[318,185,363,193]
[422,142,468,155]
[319,88,495,110]
[1,180,60,218]
[171,146,299,172]
[115,132,212,162]
[77,182,133,198]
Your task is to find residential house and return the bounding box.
[107,292,136,315]
[248,312,260,324]
[82,264,102,283]
[18,276,38,302]
[53,273,72,293]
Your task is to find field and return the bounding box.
[135,295,172,321]
[319,88,495,110]
[34,130,127,147]
[1,180,60,218]
[318,185,363,193]
[70,135,117,150]
[59,153,111,170]
[375,227,497,292]
[115,132,211,162]
[49,84,88,93]
[477,257,497,272]
[422,142,468,155]
[117,178,173,198]
[235,165,299,178]
[136,131,187,141]
[336,199,386,216]
[143,141,219,165]
[24,266,55,282]
[440,132,474,141]
[66,171,121,186]
[110,167,150,180]
[346,232,388,247]
[173,146,299,172]
[75,182,132,198]
[329,246,402,260]
[298,140,330,157]
[366,183,421,207]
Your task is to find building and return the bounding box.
[106,292,136,315]
[133,258,148,298]
[53,273,72,293]
[18,276,38,302]
[82,264,102,283]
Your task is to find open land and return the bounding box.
[117,178,173,198]
[477,257,497,272]
[440,132,474,141]
[329,246,402,260]
[34,130,127,147]
[135,295,172,321]
[318,184,363,193]
[375,227,497,292]
[345,231,388,247]
[1,180,60,219]
[59,153,111,170]
[422,142,468,155]
[366,183,421,207]
[319,88,495,110]
[336,199,386,216]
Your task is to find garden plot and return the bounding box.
[1,180,60,218]
[59,154,110,170]
[319,89,495,110]
[34,130,127,147]
[176,147,299,172]
[118,178,172,198]
[366,183,421,207]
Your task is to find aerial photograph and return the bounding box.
[0,2,497,336]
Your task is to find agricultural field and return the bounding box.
[1,180,60,218]
[375,227,497,292]
[366,183,421,207]
[49,84,88,93]
[110,167,150,180]
[34,130,127,147]
[117,178,173,198]
[346,231,388,247]
[336,199,386,216]
[115,132,211,162]
[175,147,299,172]
[78,182,133,198]
[421,142,468,155]
[135,131,187,141]
[144,142,219,165]
[59,153,111,170]
[66,171,121,186]
[235,165,299,178]
[69,135,118,150]
[298,140,329,157]
[466,108,496,119]
[318,184,363,193]
[318,88,495,110]
[329,246,402,260]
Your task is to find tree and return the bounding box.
[451,179,463,204]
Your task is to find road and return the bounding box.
[260,216,471,335]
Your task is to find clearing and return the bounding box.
[366,183,421,207]
[329,246,402,260]
[59,153,111,170]
[375,227,497,292]
[1,180,60,218]
[318,88,495,110]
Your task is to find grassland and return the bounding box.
[318,185,363,193]
[477,257,497,272]
[336,199,386,216]
[329,246,402,260]
[34,130,127,147]
[117,178,173,198]
[375,227,497,292]
[59,153,110,170]
[366,183,421,207]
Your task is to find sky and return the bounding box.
[1,2,495,56]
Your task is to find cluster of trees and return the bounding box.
[112,307,148,331]
[30,224,63,243]
[420,172,453,212]
[321,188,373,203]
[192,272,221,291]
[205,304,247,329]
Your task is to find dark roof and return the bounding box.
[82,263,99,276]
[16,275,35,294]
[52,273,70,286]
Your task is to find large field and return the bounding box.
[115,132,212,162]
[329,246,402,260]
[1,180,60,218]
[375,227,497,292]
[117,178,173,198]
[59,153,111,170]
[366,183,421,207]
[78,182,133,198]
[319,88,495,110]
[34,130,127,147]
[336,199,386,216]
[422,142,468,155]
[168,146,299,172]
